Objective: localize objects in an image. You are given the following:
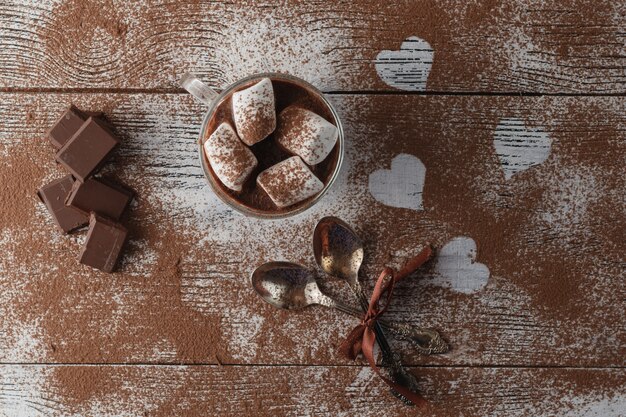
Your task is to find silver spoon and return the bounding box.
[312,216,421,405]
[251,262,447,355]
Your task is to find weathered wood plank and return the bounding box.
[0,93,624,366]
[0,0,624,93]
[0,365,624,416]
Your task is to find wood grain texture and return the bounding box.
[0,0,624,93]
[0,365,624,416]
[0,92,623,367]
[1,0,624,413]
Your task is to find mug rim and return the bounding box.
[197,72,345,219]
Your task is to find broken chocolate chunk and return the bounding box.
[79,214,127,273]
[47,105,86,149]
[37,175,89,233]
[55,117,119,181]
[66,177,133,220]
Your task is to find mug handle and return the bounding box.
[180,73,218,105]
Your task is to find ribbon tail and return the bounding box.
[361,327,377,368]
[339,325,366,360]
[362,326,428,409]
[338,249,433,408]
[395,245,433,282]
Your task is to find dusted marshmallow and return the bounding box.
[276,106,338,165]
[232,78,276,145]
[257,156,324,208]
[204,123,258,192]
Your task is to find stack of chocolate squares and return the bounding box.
[37,105,133,273]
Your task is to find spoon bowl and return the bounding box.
[251,262,324,310]
[312,216,364,285]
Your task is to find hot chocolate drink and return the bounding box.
[202,76,341,214]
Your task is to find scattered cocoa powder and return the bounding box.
[2,0,623,413]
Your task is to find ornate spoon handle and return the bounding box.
[319,293,448,355]
[383,323,449,355]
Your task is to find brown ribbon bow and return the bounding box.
[338,245,433,408]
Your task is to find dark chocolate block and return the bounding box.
[79,214,127,273]
[37,175,89,233]
[66,177,133,220]
[47,105,86,149]
[55,117,119,181]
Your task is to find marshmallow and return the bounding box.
[232,78,276,146]
[204,123,258,192]
[257,156,324,208]
[275,106,338,165]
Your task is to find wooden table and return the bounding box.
[1,1,624,416]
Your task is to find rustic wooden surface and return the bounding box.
[1,0,625,93]
[1,1,625,416]
[1,366,624,416]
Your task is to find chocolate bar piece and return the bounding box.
[66,177,133,220]
[79,214,127,273]
[55,117,119,181]
[37,175,89,233]
[47,105,86,149]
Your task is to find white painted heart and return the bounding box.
[368,153,425,211]
[493,117,552,180]
[374,36,434,91]
[432,237,489,294]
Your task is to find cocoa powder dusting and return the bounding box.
[204,77,340,212]
[2,93,624,415]
[2,0,623,413]
[0,101,228,413]
[276,107,313,147]
[232,78,276,145]
[275,106,335,164]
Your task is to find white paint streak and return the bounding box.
[506,31,556,85]
[432,237,490,294]
[1,321,46,362]
[224,306,265,362]
[494,117,551,180]
[538,164,604,238]
[374,36,434,91]
[345,367,378,398]
[213,12,359,88]
[67,375,181,417]
[0,366,54,416]
[276,308,355,363]
[368,153,426,211]
[558,393,626,417]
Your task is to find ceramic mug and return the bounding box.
[180,72,344,219]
